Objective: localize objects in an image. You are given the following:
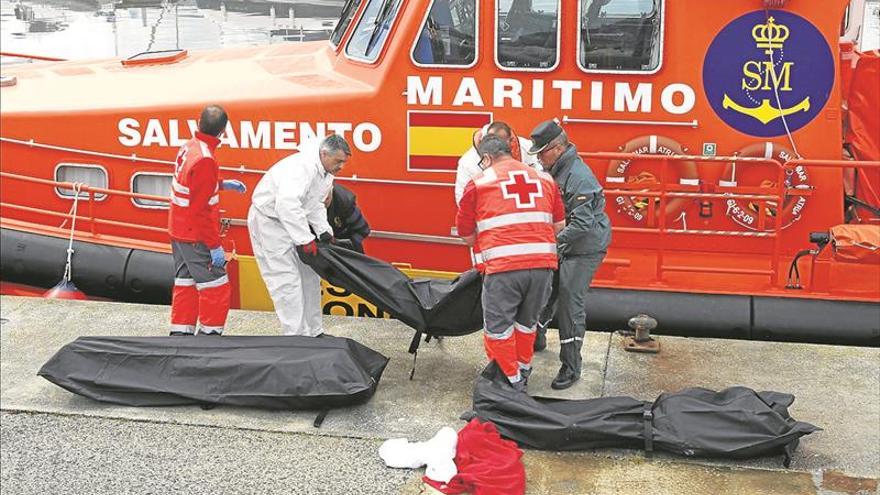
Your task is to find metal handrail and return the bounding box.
[581,151,880,286]
[0,136,260,174]
[0,203,168,234]
[0,171,169,237]
[0,172,168,202]
[581,150,789,282]
[2,145,878,289]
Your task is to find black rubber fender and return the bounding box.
[1,227,172,304]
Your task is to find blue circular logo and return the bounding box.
[703,10,834,137]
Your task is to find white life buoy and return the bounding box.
[606,135,699,226]
[719,142,809,231]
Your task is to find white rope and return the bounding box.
[676,211,687,230]
[62,183,83,282]
[764,9,802,159]
[59,200,76,229]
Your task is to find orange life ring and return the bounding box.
[718,142,809,231]
[606,135,699,225]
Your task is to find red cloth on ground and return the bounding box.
[424,419,525,495]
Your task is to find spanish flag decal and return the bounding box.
[407,111,492,171]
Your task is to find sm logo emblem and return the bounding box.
[703,11,834,137]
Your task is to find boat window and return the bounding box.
[412,0,478,67]
[345,0,404,63]
[131,173,172,209]
[54,164,108,200]
[579,0,663,73]
[331,0,366,48]
[495,0,560,71]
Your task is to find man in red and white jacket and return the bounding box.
[456,135,565,392]
[168,105,246,336]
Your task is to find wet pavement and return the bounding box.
[1,295,878,494]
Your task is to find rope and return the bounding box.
[59,199,77,229]
[676,211,687,230]
[62,183,83,282]
[763,8,802,159]
[144,2,170,53]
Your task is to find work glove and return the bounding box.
[318,231,336,244]
[297,240,318,258]
[297,239,333,276]
[209,247,226,268]
[220,179,247,194]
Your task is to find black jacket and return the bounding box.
[327,183,371,253]
[549,144,612,256]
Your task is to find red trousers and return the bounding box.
[170,241,230,335]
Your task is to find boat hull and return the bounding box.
[4,226,876,346]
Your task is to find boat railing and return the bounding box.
[580,151,880,286]
[0,137,255,173]
[1,150,877,289]
[0,171,169,236]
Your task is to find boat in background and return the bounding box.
[194,0,342,17]
[1,0,878,345]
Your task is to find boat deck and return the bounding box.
[1,295,877,494]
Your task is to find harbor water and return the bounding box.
[0,0,342,62]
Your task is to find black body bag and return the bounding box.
[464,363,820,466]
[39,335,389,413]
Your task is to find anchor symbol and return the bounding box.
[722,95,811,125]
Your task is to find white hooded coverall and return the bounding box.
[454,136,541,206]
[248,139,334,336]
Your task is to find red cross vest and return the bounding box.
[168,132,222,248]
[471,159,561,275]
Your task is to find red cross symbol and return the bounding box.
[501,171,543,208]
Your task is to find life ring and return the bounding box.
[719,142,809,231]
[606,135,699,225]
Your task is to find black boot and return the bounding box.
[550,365,580,390]
[520,367,532,388]
[533,326,547,352]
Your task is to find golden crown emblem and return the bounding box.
[752,17,790,54]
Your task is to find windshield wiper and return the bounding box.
[331,0,359,43]
[364,0,396,57]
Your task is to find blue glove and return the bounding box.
[210,247,226,267]
[220,179,247,194]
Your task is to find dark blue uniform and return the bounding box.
[543,144,611,388]
[327,183,371,253]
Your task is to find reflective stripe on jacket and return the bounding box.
[456,158,564,275]
[168,132,222,248]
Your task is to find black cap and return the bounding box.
[528,119,563,154]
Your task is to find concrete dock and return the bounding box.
[1,295,878,494]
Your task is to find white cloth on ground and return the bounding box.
[378,426,458,483]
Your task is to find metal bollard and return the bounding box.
[623,314,660,353]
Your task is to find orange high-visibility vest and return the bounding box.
[458,158,563,275]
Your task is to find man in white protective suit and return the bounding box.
[454,121,542,206]
[248,134,352,336]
